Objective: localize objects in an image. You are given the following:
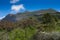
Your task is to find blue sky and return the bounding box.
[0,0,60,19]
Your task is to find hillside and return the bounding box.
[0,9,60,40]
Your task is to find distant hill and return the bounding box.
[2,8,60,22]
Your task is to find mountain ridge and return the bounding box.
[2,9,59,22]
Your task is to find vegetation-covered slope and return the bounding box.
[0,12,60,40]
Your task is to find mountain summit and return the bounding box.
[2,9,58,22]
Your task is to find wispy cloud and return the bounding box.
[10,0,25,13]
[0,16,5,20]
[11,4,25,13]
[10,0,20,4]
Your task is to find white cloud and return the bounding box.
[11,4,25,12]
[0,16,5,20]
[10,0,19,4]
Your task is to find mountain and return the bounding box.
[2,8,59,22]
[2,14,16,22]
